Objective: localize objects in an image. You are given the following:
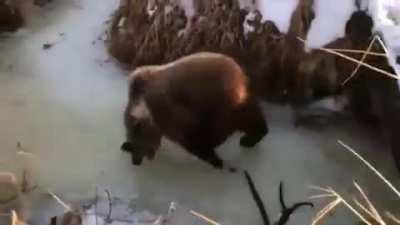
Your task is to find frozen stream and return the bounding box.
[0,0,399,224]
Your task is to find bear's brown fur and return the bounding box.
[121,52,268,170]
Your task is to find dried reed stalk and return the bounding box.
[342,36,378,85]
[326,48,386,56]
[337,141,400,198]
[47,190,72,212]
[11,210,18,225]
[297,37,399,80]
[310,141,400,225]
[386,212,400,224]
[310,186,372,225]
[190,210,220,225]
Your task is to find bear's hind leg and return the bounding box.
[240,123,268,148]
[183,140,232,170]
[239,102,269,148]
[185,146,224,169]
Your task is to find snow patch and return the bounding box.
[258,0,299,33]
[306,0,355,48]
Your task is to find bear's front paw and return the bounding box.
[121,142,133,152]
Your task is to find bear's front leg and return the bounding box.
[239,102,269,148]
[185,147,236,172]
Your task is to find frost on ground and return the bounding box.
[0,0,399,225]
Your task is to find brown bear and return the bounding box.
[121,52,268,170]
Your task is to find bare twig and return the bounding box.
[332,191,371,224]
[105,189,112,224]
[95,187,98,225]
[11,210,18,225]
[190,210,220,225]
[342,36,377,85]
[375,35,390,56]
[310,141,400,225]
[21,170,28,193]
[297,37,399,80]
[47,190,72,212]
[337,140,400,198]
[308,194,336,199]
[310,186,372,225]
[386,212,400,224]
[309,185,332,193]
[311,198,341,225]
[323,48,386,56]
[353,198,380,224]
[353,181,385,224]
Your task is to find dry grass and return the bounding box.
[309,140,400,225]
[189,210,220,225]
[47,190,72,212]
[342,36,378,85]
[297,37,399,81]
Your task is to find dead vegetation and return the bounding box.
[109,0,246,67]
[310,141,400,225]
[108,0,400,167]
[0,0,55,34]
[0,0,23,33]
[108,0,319,103]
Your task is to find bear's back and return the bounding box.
[159,52,250,112]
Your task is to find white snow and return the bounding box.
[0,0,399,225]
[306,0,356,49]
[258,0,299,33]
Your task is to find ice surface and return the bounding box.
[0,0,399,225]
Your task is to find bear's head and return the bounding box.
[121,67,162,166]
